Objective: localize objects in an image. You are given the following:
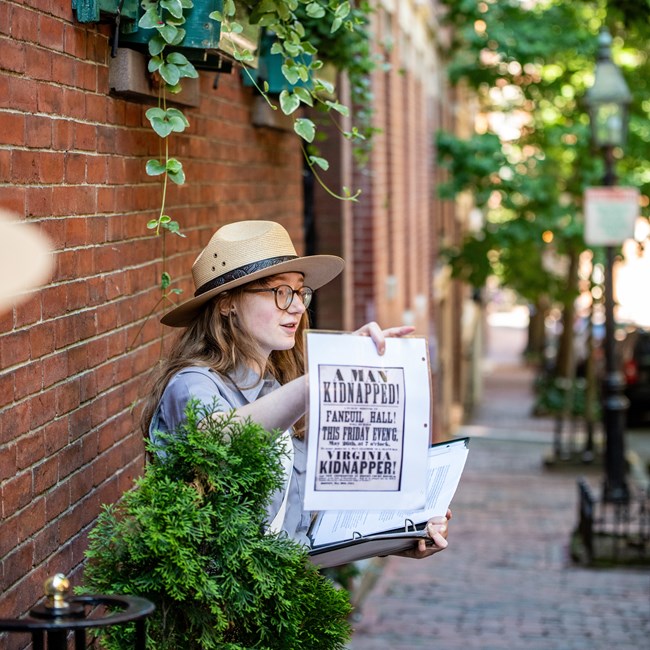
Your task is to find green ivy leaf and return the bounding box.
[166,108,189,127]
[148,34,166,56]
[164,220,185,237]
[227,21,244,34]
[166,52,198,79]
[178,63,199,79]
[298,65,310,83]
[325,100,349,116]
[166,158,183,174]
[293,86,313,107]
[254,0,276,14]
[279,90,301,115]
[343,126,366,141]
[306,2,326,18]
[168,168,186,185]
[160,0,184,19]
[159,62,181,86]
[281,64,300,86]
[158,23,180,44]
[146,159,167,176]
[161,271,172,290]
[234,49,255,63]
[159,215,171,224]
[145,107,188,138]
[138,6,162,30]
[309,155,329,171]
[148,55,163,73]
[294,118,315,143]
[167,52,190,66]
[284,41,301,57]
[315,78,334,95]
[335,1,351,20]
[145,107,173,137]
[146,219,159,230]
[170,27,186,45]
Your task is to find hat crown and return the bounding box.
[192,221,298,291]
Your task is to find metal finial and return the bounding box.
[44,573,71,610]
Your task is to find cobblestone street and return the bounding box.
[348,317,650,650]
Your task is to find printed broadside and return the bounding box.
[304,332,431,511]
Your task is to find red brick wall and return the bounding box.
[349,5,444,439]
[350,7,437,332]
[0,0,303,634]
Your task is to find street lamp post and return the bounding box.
[584,29,631,503]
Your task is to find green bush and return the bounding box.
[82,400,352,649]
[533,375,600,419]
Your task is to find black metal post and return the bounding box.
[601,145,630,503]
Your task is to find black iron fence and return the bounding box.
[574,477,650,566]
[0,574,154,650]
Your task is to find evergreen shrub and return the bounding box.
[82,400,352,649]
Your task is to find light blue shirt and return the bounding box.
[149,365,311,546]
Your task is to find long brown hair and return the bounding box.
[141,277,309,438]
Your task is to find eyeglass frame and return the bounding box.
[242,284,314,311]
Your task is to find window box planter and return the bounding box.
[73,1,260,72]
[72,0,139,24]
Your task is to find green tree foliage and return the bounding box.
[82,400,352,650]
[437,0,649,307]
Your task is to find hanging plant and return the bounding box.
[214,0,364,199]
[295,0,381,166]
[127,0,202,348]
[128,0,364,347]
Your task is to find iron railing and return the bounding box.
[574,477,650,565]
[0,574,154,650]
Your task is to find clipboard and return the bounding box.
[308,519,433,568]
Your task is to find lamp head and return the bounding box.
[585,29,631,148]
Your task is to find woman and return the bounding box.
[142,220,449,559]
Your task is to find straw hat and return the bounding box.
[161,220,344,327]
[0,209,53,314]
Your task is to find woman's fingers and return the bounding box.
[353,322,416,355]
[426,517,449,549]
[384,325,416,337]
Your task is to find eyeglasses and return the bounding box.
[243,284,313,310]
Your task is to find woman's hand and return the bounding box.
[353,322,416,355]
[394,509,452,560]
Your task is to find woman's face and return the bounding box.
[236,272,307,359]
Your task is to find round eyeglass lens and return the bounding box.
[299,287,313,308]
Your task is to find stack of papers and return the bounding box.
[308,437,470,567]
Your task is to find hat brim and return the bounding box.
[160,254,345,327]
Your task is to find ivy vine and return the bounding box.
[133,0,372,342]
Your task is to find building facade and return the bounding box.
[0,0,471,637]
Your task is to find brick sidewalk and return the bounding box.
[348,324,650,650]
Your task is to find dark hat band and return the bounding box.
[194,255,299,297]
